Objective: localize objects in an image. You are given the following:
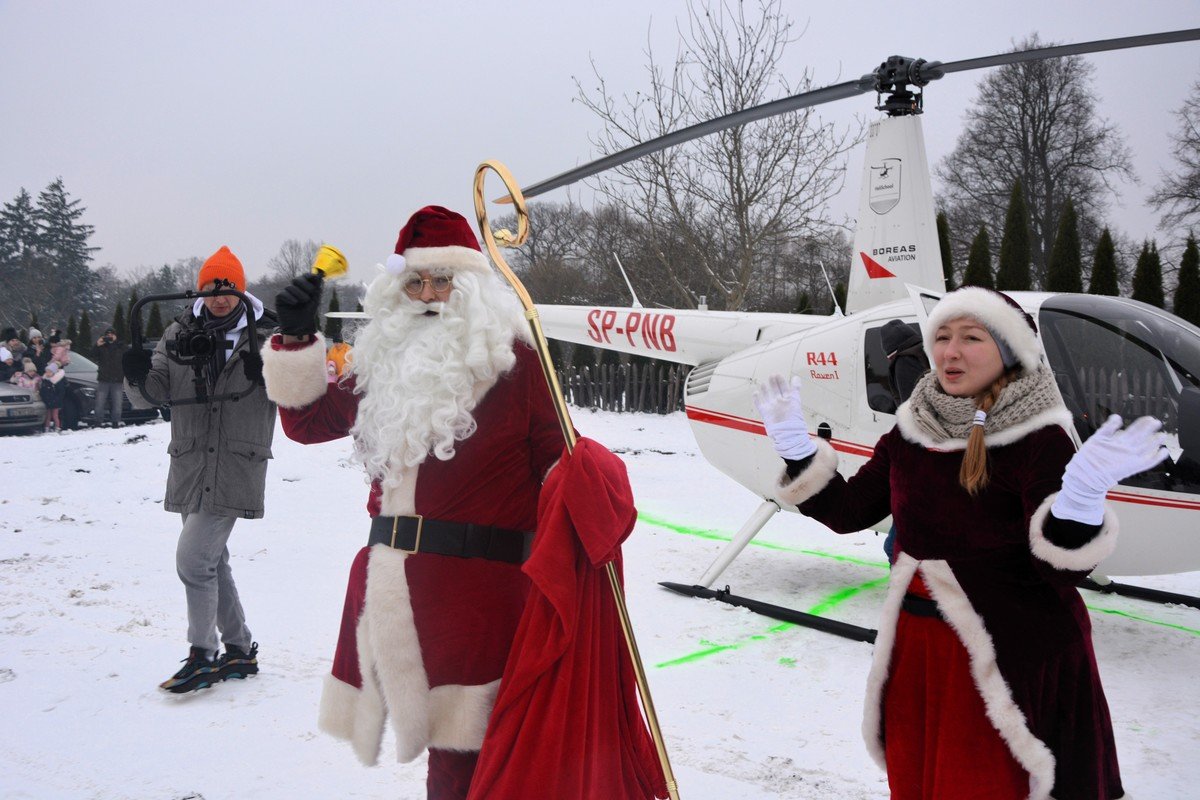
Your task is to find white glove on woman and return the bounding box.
[753,374,817,461]
[1051,414,1170,525]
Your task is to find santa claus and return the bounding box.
[262,206,566,799]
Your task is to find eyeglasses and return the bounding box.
[402,275,453,297]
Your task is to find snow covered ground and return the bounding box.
[2,409,1198,799]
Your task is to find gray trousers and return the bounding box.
[177,510,252,657]
[94,381,124,425]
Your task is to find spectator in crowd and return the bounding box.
[50,337,72,368]
[40,362,67,432]
[0,345,14,382]
[10,360,42,393]
[93,327,129,427]
[25,328,52,372]
[3,328,27,364]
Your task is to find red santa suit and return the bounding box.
[264,332,564,774]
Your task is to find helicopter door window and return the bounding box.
[1039,295,1200,494]
[863,324,919,415]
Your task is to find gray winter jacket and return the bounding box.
[129,306,277,519]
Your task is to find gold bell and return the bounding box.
[311,244,349,279]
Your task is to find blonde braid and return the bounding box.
[959,371,1017,495]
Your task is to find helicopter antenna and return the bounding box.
[819,261,844,317]
[613,252,643,308]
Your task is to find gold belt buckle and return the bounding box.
[391,514,424,554]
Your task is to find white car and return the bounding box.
[0,380,46,434]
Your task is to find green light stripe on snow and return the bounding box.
[639,509,1200,643]
[636,510,889,570]
[1086,605,1200,636]
[655,577,886,668]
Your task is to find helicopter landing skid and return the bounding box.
[659,582,877,644]
[1081,577,1200,610]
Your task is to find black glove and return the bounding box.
[122,349,153,385]
[275,273,324,336]
[242,351,263,384]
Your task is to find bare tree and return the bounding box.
[1149,80,1200,232]
[256,239,320,306]
[574,0,858,311]
[935,34,1133,288]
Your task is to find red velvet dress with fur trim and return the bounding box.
[784,423,1123,800]
[271,340,565,778]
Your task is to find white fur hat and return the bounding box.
[924,287,1042,374]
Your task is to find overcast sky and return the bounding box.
[1,1,1197,293]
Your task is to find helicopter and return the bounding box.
[495,29,1200,637]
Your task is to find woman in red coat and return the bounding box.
[755,287,1167,800]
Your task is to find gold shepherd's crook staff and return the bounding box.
[474,160,680,800]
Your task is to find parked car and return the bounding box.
[59,352,159,430]
[0,380,46,434]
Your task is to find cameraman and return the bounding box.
[93,326,128,427]
[123,245,276,694]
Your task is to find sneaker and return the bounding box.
[218,642,258,680]
[160,646,220,694]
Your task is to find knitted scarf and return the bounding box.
[199,302,243,388]
[905,365,1063,445]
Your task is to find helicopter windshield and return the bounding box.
[1038,295,1200,494]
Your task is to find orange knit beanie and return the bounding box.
[197,246,246,292]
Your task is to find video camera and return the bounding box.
[128,287,273,407]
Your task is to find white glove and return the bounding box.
[753,374,817,461]
[1051,415,1170,525]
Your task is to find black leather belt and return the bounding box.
[901,593,943,620]
[368,515,533,565]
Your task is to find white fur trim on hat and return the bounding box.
[385,253,406,275]
[924,287,1042,374]
[262,333,328,409]
[775,438,839,507]
[1029,492,1119,571]
[402,244,490,276]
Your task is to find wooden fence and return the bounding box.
[1074,366,1176,430]
[556,362,690,414]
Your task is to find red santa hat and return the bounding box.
[384,205,490,277]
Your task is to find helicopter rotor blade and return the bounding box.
[933,28,1200,78]
[514,28,1200,202]
[518,79,869,200]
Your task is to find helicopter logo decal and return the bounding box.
[869,158,902,214]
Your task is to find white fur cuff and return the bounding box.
[776,438,839,507]
[1029,492,1120,572]
[318,673,385,767]
[428,681,500,752]
[262,333,328,409]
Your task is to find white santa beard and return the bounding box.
[348,269,523,488]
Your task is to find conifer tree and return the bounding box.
[795,291,811,314]
[77,311,92,357]
[962,225,994,289]
[936,211,955,291]
[1174,234,1200,325]
[324,288,343,343]
[112,301,127,342]
[146,303,166,338]
[829,282,847,314]
[995,180,1032,291]
[36,178,97,321]
[1088,228,1120,296]
[67,314,78,345]
[1045,199,1083,292]
[1131,241,1165,308]
[0,188,40,257]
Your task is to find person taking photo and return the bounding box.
[123,245,275,694]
